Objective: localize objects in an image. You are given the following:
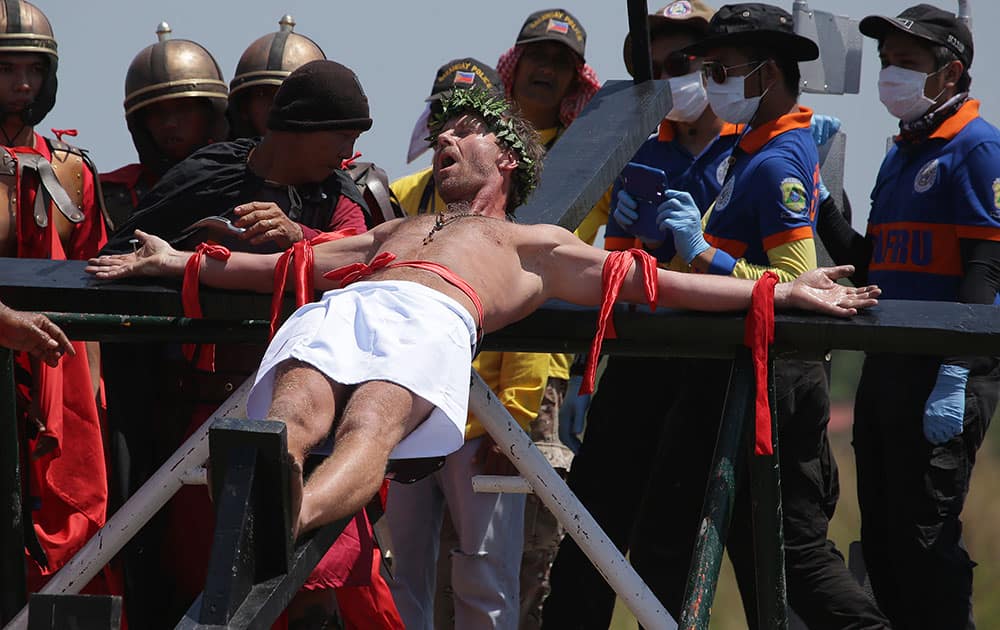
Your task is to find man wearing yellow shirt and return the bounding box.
[493,10,610,626]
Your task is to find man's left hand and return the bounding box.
[234,201,304,249]
[923,364,969,444]
[777,266,881,317]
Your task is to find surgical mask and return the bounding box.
[665,71,709,123]
[705,64,767,125]
[878,65,944,123]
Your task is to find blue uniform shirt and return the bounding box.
[605,121,739,259]
[703,107,820,268]
[867,100,1000,300]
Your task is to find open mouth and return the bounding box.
[438,152,458,170]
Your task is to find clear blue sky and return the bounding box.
[43,1,1000,231]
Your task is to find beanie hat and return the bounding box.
[267,59,373,131]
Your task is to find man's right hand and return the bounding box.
[0,305,75,367]
[85,230,187,280]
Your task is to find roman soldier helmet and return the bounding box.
[0,0,58,125]
[227,15,325,139]
[123,22,228,173]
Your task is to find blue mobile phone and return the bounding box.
[620,162,668,241]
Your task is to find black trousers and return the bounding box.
[854,354,1000,630]
[544,358,888,629]
[543,356,680,629]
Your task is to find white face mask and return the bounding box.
[878,65,943,123]
[665,71,709,123]
[705,63,767,125]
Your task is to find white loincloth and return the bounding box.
[247,280,476,459]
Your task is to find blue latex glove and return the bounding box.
[923,364,969,444]
[559,375,588,455]
[614,190,664,243]
[810,114,841,146]
[656,190,710,264]
[817,177,831,203]
[613,190,639,229]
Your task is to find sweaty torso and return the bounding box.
[347,214,571,332]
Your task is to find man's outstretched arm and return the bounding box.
[540,232,880,317]
[86,228,379,293]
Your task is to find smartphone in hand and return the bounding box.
[620,162,668,241]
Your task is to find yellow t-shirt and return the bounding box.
[391,167,440,216]
[466,350,550,440]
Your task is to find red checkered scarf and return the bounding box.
[496,45,601,129]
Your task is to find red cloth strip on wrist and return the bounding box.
[581,248,659,395]
[181,242,232,371]
[270,230,357,339]
[744,271,779,456]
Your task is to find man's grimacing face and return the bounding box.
[432,114,509,203]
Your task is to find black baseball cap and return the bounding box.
[680,3,819,62]
[428,58,501,101]
[515,8,587,60]
[860,4,973,69]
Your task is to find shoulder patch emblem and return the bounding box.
[914,159,939,193]
[780,177,807,213]
[993,178,1000,211]
[664,1,693,17]
[716,159,729,185]
[715,176,734,212]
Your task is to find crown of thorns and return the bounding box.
[427,87,539,207]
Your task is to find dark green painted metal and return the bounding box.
[40,313,270,344]
[0,349,26,624]
[680,353,753,629]
[749,357,788,630]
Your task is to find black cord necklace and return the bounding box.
[423,209,475,244]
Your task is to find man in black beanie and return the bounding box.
[97,59,376,626]
[104,59,372,254]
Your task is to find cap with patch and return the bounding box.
[623,0,716,76]
[428,57,501,101]
[515,8,587,60]
[860,4,972,69]
[681,3,819,62]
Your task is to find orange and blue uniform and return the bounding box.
[701,107,819,281]
[549,108,890,629]
[844,99,1000,629]
[605,121,739,256]
[866,100,1000,299]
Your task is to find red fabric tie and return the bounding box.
[50,128,77,142]
[181,242,232,371]
[340,151,362,170]
[581,248,659,394]
[270,230,357,338]
[745,271,779,456]
[324,251,398,287]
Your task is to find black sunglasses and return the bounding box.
[701,60,766,85]
[660,51,699,78]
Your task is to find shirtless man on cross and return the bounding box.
[87,88,879,538]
